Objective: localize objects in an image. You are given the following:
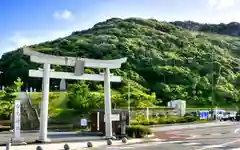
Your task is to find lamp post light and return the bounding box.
[0,71,3,91]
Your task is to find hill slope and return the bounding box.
[1,18,240,107]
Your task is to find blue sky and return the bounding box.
[0,0,239,55]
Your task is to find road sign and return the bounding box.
[104,114,120,122]
[81,119,87,126]
[200,111,209,119]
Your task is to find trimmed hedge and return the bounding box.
[131,115,200,126]
[126,125,152,138]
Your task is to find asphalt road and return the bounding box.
[1,121,240,149]
[91,121,240,150]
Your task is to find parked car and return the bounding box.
[220,112,236,121]
[235,112,240,121]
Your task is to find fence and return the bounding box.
[129,107,178,121]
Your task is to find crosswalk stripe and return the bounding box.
[182,142,201,146]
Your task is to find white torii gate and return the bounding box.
[23,47,127,142]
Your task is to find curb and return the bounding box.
[1,138,162,150]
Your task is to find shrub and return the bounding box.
[148,119,158,125]
[130,120,139,125]
[131,115,201,126]
[184,115,198,122]
[127,125,152,138]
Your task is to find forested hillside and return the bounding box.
[1,18,240,107]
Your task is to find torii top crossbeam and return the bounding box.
[23,47,127,69]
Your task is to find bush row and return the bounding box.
[126,125,152,138]
[131,115,200,126]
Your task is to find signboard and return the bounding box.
[81,119,87,126]
[199,111,209,119]
[29,87,33,92]
[104,114,120,122]
[14,100,21,138]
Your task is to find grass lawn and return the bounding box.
[30,92,67,117]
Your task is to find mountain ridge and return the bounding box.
[1,17,240,107]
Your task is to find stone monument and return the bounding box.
[59,79,66,91]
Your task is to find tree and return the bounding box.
[66,81,103,110]
[0,77,23,118]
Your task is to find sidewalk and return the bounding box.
[0,139,150,150]
[150,121,234,132]
[0,131,103,146]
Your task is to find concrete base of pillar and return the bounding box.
[35,138,51,143]
[11,137,26,145]
[102,136,116,140]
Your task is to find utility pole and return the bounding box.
[0,71,3,90]
[211,48,216,120]
[128,82,131,127]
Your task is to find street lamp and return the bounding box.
[211,47,217,120]
[0,71,3,91]
[128,82,131,127]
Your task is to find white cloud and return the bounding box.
[53,9,73,20]
[208,0,236,10]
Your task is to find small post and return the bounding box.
[64,144,70,150]
[107,139,112,145]
[36,146,43,150]
[87,141,93,147]
[146,107,149,122]
[6,143,11,150]
[10,113,13,130]
[215,107,218,121]
[122,137,127,143]
[97,112,100,131]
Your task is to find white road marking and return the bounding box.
[183,142,201,146]
[196,145,224,150]
[234,128,240,133]
[221,139,240,146]
[108,147,134,149]
[163,141,184,144]
[231,148,240,150]
[196,139,240,150]
[211,133,221,136]
[152,138,164,142]
[107,140,203,149]
[186,135,200,139]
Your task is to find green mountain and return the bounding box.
[2,17,240,107]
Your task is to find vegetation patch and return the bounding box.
[126,125,152,138]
